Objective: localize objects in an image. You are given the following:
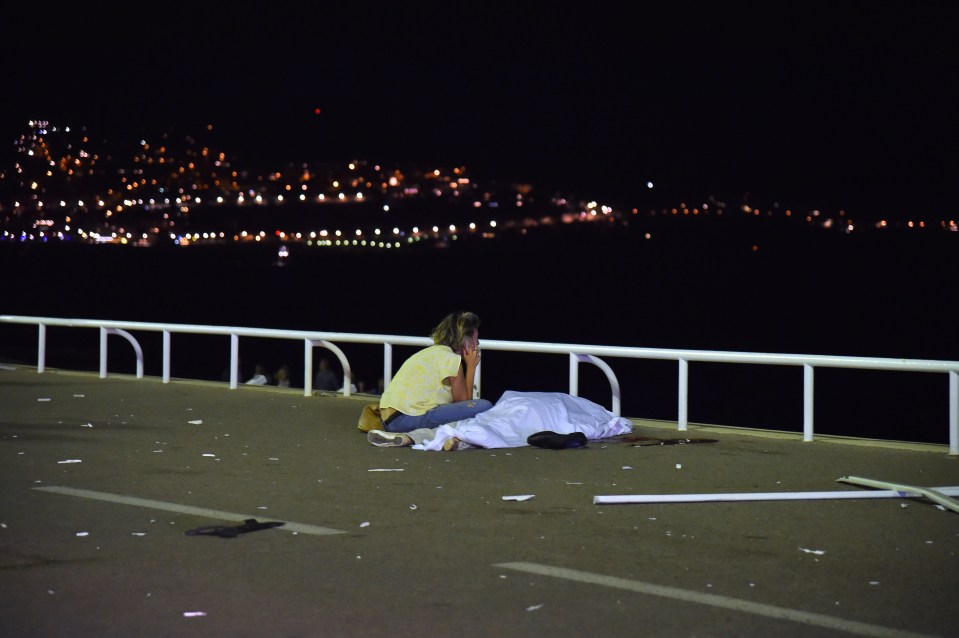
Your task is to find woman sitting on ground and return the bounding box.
[368,310,493,448]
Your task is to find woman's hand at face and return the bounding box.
[462,345,481,369]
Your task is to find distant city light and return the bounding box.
[3,120,950,254]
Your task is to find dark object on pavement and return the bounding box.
[626,435,718,447]
[527,431,588,450]
[185,518,285,538]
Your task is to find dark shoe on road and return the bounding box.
[527,431,588,450]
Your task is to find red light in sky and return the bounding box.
[314,108,321,115]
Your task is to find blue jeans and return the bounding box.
[384,399,493,433]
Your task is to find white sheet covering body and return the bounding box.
[415,391,633,451]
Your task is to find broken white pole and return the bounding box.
[593,486,959,505]
[837,475,959,514]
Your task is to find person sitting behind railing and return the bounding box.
[274,364,291,387]
[313,357,340,391]
[246,364,271,386]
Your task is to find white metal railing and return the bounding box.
[2,314,957,455]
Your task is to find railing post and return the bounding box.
[569,353,579,397]
[383,343,393,389]
[99,327,108,378]
[37,323,46,374]
[303,339,313,397]
[162,330,171,383]
[572,353,622,416]
[307,339,352,396]
[678,358,688,431]
[96,328,144,379]
[950,370,958,456]
[803,364,814,442]
[229,333,239,389]
[474,361,482,399]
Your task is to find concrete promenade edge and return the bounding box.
[1,365,958,638]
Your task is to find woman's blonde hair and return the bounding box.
[430,311,481,352]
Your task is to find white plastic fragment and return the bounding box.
[622,466,633,470]
[837,475,959,514]
[187,420,203,425]
[409,504,417,510]
[360,521,370,528]
[76,532,89,537]
[526,604,544,612]
[676,464,682,469]
[593,486,959,505]
[202,453,215,457]
[73,394,85,398]
[503,495,535,502]
[81,423,93,428]
[799,547,826,555]
[58,459,82,464]
[369,468,404,472]
[131,532,146,536]
[183,611,207,617]
[38,398,51,402]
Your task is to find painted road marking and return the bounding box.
[33,486,346,536]
[494,562,939,638]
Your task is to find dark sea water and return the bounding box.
[2,221,957,444]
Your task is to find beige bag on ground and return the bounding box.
[357,403,383,432]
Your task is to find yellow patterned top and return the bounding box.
[379,345,462,418]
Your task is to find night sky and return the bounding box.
[4,2,956,216]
